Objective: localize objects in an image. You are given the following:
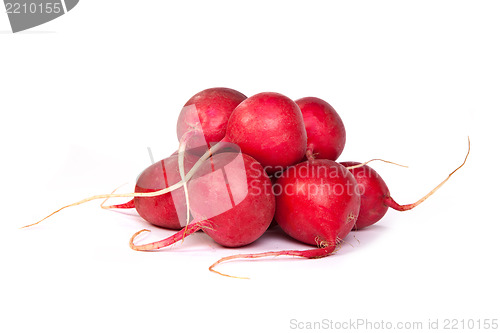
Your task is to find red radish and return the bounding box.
[102,153,198,229]
[274,159,360,245]
[295,97,346,161]
[25,92,307,227]
[340,138,470,229]
[136,154,196,229]
[175,89,247,226]
[209,159,361,278]
[130,151,275,249]
[223,92,307,174]
[176,87,247,154]
[339,162,391,229]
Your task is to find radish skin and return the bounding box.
[295,97,346,161]
[176,87,247,154]
[223,92,307,174]
[274,159,360,245]
[130,152,275,249]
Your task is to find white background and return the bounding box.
[1,1,499,332]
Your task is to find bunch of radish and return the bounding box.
[27,87,469,278]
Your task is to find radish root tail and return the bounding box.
[385,136,470,211]
[346,159,408,170]
[100,183,134,209]
[129,220,212,251]
[23,142,228,229]
[21,184,184,229]
[129,229,151,249]
[209,245,337,279]
[101,199,135,210]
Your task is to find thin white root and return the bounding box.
[345,158,409,170]
[23,141,227,229]
[178,132,192,228]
